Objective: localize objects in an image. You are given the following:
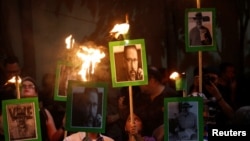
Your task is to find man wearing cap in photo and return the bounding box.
[175,102,197,140]
[189,12,212,46]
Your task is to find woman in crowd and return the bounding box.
[21,76,65,141]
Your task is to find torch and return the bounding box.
[110,14,136,141]
[7,75,21,99]
[169,71,187,97]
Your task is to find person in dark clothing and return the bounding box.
[137,66,180,136]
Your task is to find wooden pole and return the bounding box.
[196,0,203,93]
[129,86,134,123]
[15,75,20,99]
[128,86,136,141]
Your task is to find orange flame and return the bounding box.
[65,35,75,49]
[110,23,130,39]
[8,76,22,84]
[77,46,105,81]
[169,72,180,80]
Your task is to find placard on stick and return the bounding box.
[108,39,148,87]
[185,8,216,52]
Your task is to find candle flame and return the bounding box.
[169,72,180,80]
[110,23,130,39]
[8,76,22,84]
[65,35,75,49]
[77,46,105,81]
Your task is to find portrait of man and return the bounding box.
[189,12,212,46]
[167,102,198,141]
[109,39,148,87]
[71,87,103,128]
[115,45,143,82]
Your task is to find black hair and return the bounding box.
[123,45,137,57]
[148,66,162,83]
[4,56,19,67]
[219,62,235,74]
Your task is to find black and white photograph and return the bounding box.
[164,97,204,141]
[185,8,216,52]
[65,80,107,133]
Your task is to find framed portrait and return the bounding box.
[65,80,108,133]
[164,97,204,141]
[185,8,216,52]
[54,60,78,101]
[2,97,42,141]
[108,39,148,87]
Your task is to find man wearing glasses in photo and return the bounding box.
[117,45,143,82]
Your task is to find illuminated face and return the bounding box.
[84,91,98,127]
[124,46,139,81]
[21,81,37,98]
[125,114,142,133]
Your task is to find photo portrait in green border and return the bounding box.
[109,39,148,87]
[185,8,217,52]
[2,97,42,141]
[164,97,204,141]
[65,80,108,133]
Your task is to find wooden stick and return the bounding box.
[128,86,136,141]
[196,0,200,8]
[198,51,202,93]
[196,0,202,93]
[15,75,20,99]
[129,86,134,123]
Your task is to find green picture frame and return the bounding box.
[54,60,76,101]
[2,97,42,141]
[164,97,204,141]
[185,8,216,52]
[65,80,108,133]
[108,39,148,87]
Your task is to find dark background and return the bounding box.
[0,0,250,89]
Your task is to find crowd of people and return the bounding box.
[0,55,250,141]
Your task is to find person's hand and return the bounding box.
[199,28,207,41]
[118,96,127,110]
[205,82,221,99]
[94,114,102,127]
[136,68,143,80]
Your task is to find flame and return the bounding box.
[169,72,180,80]
[8,76,22,84]
[77,46,105,81]
[110,23,130,39]
[65,35,75,49]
